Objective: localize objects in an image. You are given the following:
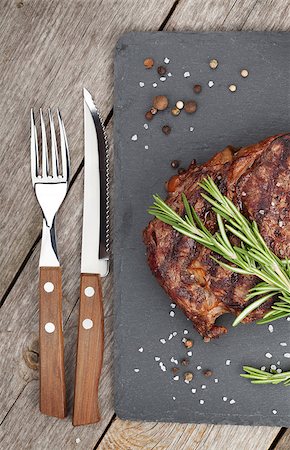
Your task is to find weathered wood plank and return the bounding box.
[98,419,279,450]
[100,0,289,447]
[274,430,290,450]
[0,0,177,300]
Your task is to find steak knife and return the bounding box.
[73,88,109,426]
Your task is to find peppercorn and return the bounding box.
[157,66,166,76]
[209,58,219,69]
[240,69,249,78]
[162,125,171,135]
[181,358,189,366]
[144,58,154,69]
[170,159,180,169]
[153,95,168,111]
[184,339,193,348]
[184,101,197,114]
[176,100,184,110]
[178,167,186,175]
[145,111,153,121]
[193,84,202,94]
[229,84,237,92]
[203,369,213,377]
[150,107,158,115]
[171,367,180,375]
[171,106,181,116]
[183,372,193,382]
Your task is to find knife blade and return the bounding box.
[73,88,109,426]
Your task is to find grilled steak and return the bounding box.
[143,134,290,340]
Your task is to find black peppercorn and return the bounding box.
[171,160,180,169]
[162,125,171,135]
[157,66,166,76]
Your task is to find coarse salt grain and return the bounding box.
[170,357,178,364]
[172,396,176,400]
[280,342,287,346]
[164,57,170,64]
[261,366,266,371]
[225,360,231,366]
[184,380,190,384]
[144,123,149,129]
[268,325,274,333]
[241,191,247,197]
[155,356,160,361]
[287,317,290,321]
[167,72,172,77]
[144,145,149,150]
[160,77,166,82]
[184,71,190,78]
[229,399,236,404]
[201,385,206,389]
[272,409,277,415]
[214,378,219,383]
[171,303,176,308]
[159,362,166,372]
[188,351,193,357]
[183,330,189,334]
[279,221,284,227]
[192,388,196,393]
[189,127,194,132]
[131,134,138,141]
[199,400,205,405]
[284,353,290,358]
[259,209,265,215]
[265,352,272,358]
[139,81,145,87]
[197,366,202,370]
[271,365,277,370]
[138,347,144,352]
[208,80,214,87]
[277,368,282,373]
[173,375,179,381]
[134,368,140,373]
[152,82,157,87]
[76,438,81,444]
[169,311,175,317]
[223,397,227,401]
[277,361,281,365]
[168,333,173,340]
[160,338,166,344]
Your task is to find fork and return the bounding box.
[30,108,69,418]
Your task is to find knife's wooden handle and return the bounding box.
[39,267,66,418]
[73,273,104,426]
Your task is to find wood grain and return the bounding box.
[39,267,66,418]
[73,274,104,426]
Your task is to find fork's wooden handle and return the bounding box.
[73,273,104,426]
[39,267,66,418]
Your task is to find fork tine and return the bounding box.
[49,109,59,178]
[57,109,70,181]
[30,109,39,180]
[40,109,49,177]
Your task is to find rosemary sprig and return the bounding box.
[148,176,290,325]
[241,366,290,386]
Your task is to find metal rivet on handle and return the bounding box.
[45,322,55,333]
[84,286,95,297]
[44,282,54,293]
[82,319,93,330]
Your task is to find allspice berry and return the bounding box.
[203,369,213,377]
[171,106,181,116]
[157,66,166,76]
[162,125,171,135]
[240,69,249,78]
[229,84,237,92]
[144,58,154,69]
[184,100,197,113]
[145,111,153,121]
[183,372,194,382]
[153,95,168,111]
[184,339,193,348]
[193,84,202,93]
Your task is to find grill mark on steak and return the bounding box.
[143,134,290,339]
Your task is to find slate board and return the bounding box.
[113,32,290,426]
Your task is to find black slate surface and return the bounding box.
[113,32,290,425]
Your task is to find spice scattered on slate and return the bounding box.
[153,95,168,110]
[184,100,197,113]
[150,107,158,115]
[171,106,181,116]
[240,69,249,78]
[203,369,213,377]
[178,167,186,175]
[229,84,237,92]
[171,160,180,169]
[162,125,171,135]
[184,339,193,348]
[181,358,189,366]
[145,111,153,121]
[144,58,154,69]
[183,372,193,382]
[157,66,167,76]
[209,59,219,69]
[176,100,184,110]
[193,84,202,93]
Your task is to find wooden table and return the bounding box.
[1,0,290,448]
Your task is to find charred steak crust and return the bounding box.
[143,134,290,340]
